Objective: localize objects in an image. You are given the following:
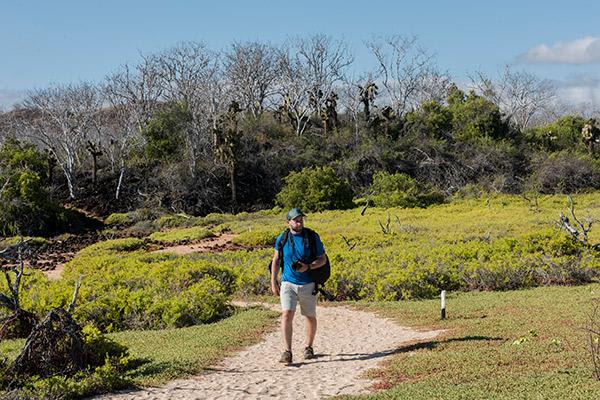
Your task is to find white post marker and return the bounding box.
[441,290,446,320]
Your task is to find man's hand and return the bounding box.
[271,280,280,296]
[297,262,310,273]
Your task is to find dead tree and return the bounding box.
[224,41,279,118]
[6,274,85,381]
[557,195,596,248]
[8,308,85,379]
[0,242,37,340]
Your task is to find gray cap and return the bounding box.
[286,208,305,221]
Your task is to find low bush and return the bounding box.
[276,166,354,212]
[369,171,445,208]
[104,213,131,226]
[232,228,279,247]
[148,227,214,245]
[531,151,600,193]
[155,213,203,229]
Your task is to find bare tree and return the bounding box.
[103,56,162,199]
[276,50,313,135]
[470,65,556,131]
[276,35,353,134]
[295,35,353,118]
[155,41,221,177]
[338,76,364,141]
[224,41,279,118]
[366,35,445,117]
[20,82,102,199]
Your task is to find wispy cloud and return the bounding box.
[520,36,600,64]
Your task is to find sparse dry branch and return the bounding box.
[67,275,84,314]
[340,234,357,250]
[557,195,594,246]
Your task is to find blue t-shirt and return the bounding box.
[274,229,325,285]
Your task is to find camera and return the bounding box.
[292,260,303,271]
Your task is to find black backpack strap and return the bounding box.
[303,228,320,295]
[277,229,290,273]
[305,228,317,260]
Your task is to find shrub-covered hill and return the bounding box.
[5,193,600,332]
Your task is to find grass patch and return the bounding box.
[111,306,278,386]
[343,283,600,399]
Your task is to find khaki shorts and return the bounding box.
[280,281,317,317]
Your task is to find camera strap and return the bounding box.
[288,229,309,261]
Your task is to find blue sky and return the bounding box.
[2,0,600,109]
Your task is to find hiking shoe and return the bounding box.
[279,350,292,364]
[304,346,315,359]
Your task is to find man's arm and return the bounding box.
[270,249,280,295]
[297,253,326,272]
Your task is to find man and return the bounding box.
[271,208,327,364]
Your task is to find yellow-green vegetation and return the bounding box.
[11,240,237,331]
[213,193,600,301]
[7,193,600,333]
[0,236,49,249]
[104,212,131,226]
[231,226,279,246]
[148,226,214,244]
[77,237,148,255]
[342,283,600,399]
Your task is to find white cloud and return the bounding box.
[520,36,600,64]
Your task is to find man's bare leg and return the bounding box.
[305,315,317,347]
[282,310,295,351]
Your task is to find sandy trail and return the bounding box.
[97,304,441,400]
[152,233,238,255]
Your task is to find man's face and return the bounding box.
[288,216,304,232]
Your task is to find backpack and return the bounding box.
[268,228,332,299]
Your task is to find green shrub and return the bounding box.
[34,253,239,331]
[142,104,189,163]
[82,325,129,366]
[232,228,279,246]
[0,139,63,236]
[124,220,158,237]
[369,171,445,208]
[78,238,147,256]
[276,166,354,212]
[148,227,214,245]
[452,183,486,200]
[104,213,131,226]
[155,213,202,229]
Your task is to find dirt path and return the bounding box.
[152,233,239,255]
[97,304,441,400]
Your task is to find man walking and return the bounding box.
[271,208,327,364]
